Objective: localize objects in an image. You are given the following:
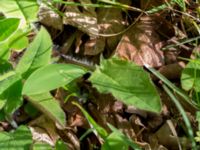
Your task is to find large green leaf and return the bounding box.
[181,60,200,92]
[0,42,9,61]
[16,27,52,78]
[89,58,161,113]
[8,29,29,51]
[0,0,39,23]
[0,125,32,150]
[23,64,87,95]
[102,124,141,150]
[3,80,23,114]
[27,92,66,128]
[0,18,20,42]
[0,70,21,95]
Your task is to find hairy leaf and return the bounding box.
[89,58,161,113]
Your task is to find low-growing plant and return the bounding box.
[0,0,199,149]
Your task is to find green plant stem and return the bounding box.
[163,85,197,149]
[145,65,198,109]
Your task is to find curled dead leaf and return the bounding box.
[115,16,165,67]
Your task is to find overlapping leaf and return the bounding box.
[16,27,52,78]
[0,126,32,150]
[89,57,161,113]
[23,64,87,95]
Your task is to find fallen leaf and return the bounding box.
[38,3,63,30]
[63,0,98,36]
[29,115,60,146]
[115,16,165,67]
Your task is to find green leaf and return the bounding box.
[102,124,141,150]
[0,125,32,150]
[8,29,29,51]
[181,60,200,92]
[55,140,69,150]
[173,0,186,11]
[102,131,129,150]
[0,0,39,23]
[89,57,161,113]
[23,64,87,95]
[16,27,52,78]
[73,102,108,139]
[27,92,66,128]
[0,42,10,61]
[0,70,21,95]
[32,142,52,150]
[3,80,23,114]
[0,18,20,42]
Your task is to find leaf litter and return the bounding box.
[2,0,200,149]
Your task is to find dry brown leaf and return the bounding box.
[29,115,59,146]
[97,5,126,55]
[115,16,165,67]
[38,3,63,30]
[84,37,105,55]
[63,0,98,36]
[154,120,180,149]
[114,114,136,140]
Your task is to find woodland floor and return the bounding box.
[2,0,200,150]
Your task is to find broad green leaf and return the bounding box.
[3,80,23,114]
[32,142,52,150]
[16,27,52,78]
[55,140,69,150]
[8,29,29,51]
[102,131,129,150]
[0,60,12,74]
[89,58,161,113]
[23,64,87,95]
[73,102,108,139]
[0,70,21,95]
[0,18,20,42]
[0,0,39,23]
[0,42,10,61]
[0,125,32,150]
[181,60,200,92]
[103,124,141,150]
[28,92,66,128]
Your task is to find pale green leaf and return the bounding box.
[0,42,9,61]
[103,124,141,150]
[32,142,52,150]
[102,131,129,150]
[0,18,20,42]
[0,0,39,23]
[16,27,52,78]
[181,60,200,92]
[89,58,161,113]
[8,29,29,51]
[0,70,21,95]
[0,125,32,150]
[3,80,23,114]
[23,64,87,95]
[28,92,66,127]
